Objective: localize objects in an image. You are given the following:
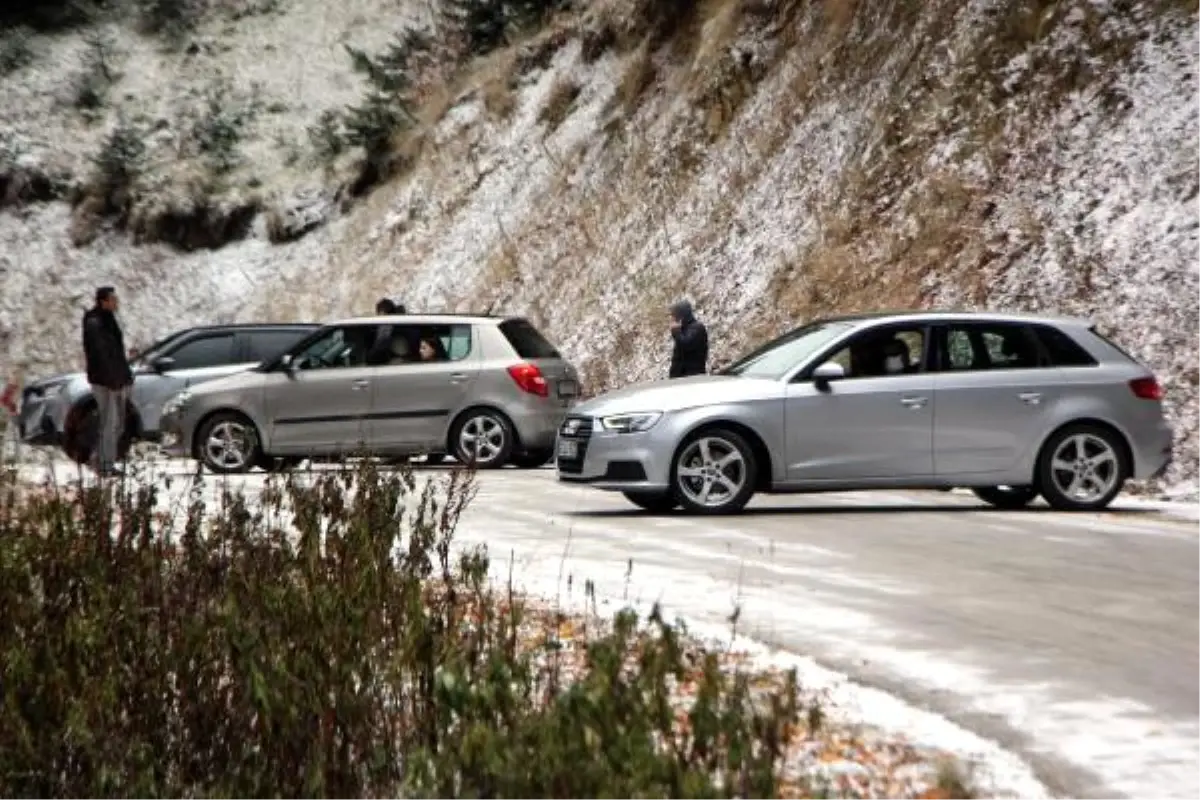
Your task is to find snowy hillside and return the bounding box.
[0,0,1196,496]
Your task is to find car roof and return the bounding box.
[816,309,1093,329]
[181,322,322,333]
[328,313,513,326]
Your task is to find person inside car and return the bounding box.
[418,337,447,362]
[881,338,913,374]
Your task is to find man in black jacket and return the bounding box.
[668,299,709,379]
[82,286,133,476]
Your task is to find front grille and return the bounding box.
[556,415,593,474]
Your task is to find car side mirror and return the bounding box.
[280,354,298,376]
[151,355,175,373]
[812,361,845,391]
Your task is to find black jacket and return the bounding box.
[668,300,709,379]
[82,307,133,389]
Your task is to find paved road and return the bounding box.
[448,469,1199,800]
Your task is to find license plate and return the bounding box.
[558,379,578,397]
[557,439,578,459]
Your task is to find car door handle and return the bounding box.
[351,379,370,390]
[449,372,468,383]
[900,396,927,409]
[1018,392,1042,405]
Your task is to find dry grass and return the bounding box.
[538,75,582,133]
[611,40,657,117]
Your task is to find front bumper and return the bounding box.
[554,415,671,491]
[157,410,190,458]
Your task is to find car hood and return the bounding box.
[187,369,266,397]
[27,371,82,390]
[574,374,782,417]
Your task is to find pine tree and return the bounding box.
[341,29,432,166]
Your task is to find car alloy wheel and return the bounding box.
[202,417,257,474]
[672,429,757,514]
[454,411,512,468]
[1038,424,1127,511]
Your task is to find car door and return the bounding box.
[369,323,480,448]
[930,321,1063,476]
[264,323,380,454]
[132,330,240,433]
[784,324,935,481]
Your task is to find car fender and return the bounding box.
[667,398,786,483]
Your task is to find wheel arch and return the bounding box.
[1033,417,1134,488]
[675,418,774,491]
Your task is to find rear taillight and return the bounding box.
[507,363,549,397]
[1129,377,1163,400]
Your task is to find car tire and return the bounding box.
[622,490,679,513]
[972,485,1039,510]
[196,412,260,475]
[450,408,514,469]
[1037,423,1129,512]
[670,428,758,515]
[510,448,554,469]
[62,400,137,467]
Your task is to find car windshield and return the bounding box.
[721,320,856,380]
[130,330,190,367]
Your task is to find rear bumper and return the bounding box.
[510,405,571,452]
[1133,422,1173,480]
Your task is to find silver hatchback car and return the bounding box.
[556,311,1172,514]
[160,314,581,473]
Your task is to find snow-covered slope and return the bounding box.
[1,0,1196,496]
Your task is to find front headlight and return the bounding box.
[162,391,192,417]
[598,411,662,434]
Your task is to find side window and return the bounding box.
[823,326,926,379]
[945,329,977,370]
[383,324,472,365]
[939,324,1042,371]
[165,334,236,371]
[294,325,377,371]
[1031,324,1098,367]
[442,324,472,361]
[245,330,312,363]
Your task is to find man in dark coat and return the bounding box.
[82,286,133,475]
[668,299,709,379]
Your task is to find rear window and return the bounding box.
[1030,324,1097,367]
[1088,325,1144,366]
[498,318,560,359]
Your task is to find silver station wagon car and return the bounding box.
[160,314,580,473]
[556,311,1172,514]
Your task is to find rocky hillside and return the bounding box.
[1,0,1196,496]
